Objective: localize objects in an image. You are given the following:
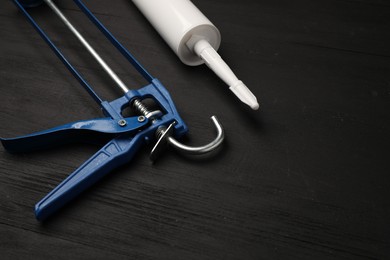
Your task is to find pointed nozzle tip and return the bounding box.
[230,81,259,111]
[251,102,260,110]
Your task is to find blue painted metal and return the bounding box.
[13,0,104,108]
[2,0,189,221]
[1,117,149,153]
[73,0,154,83]
[19,0,43,8]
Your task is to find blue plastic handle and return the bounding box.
[1,116,148,153]
[34,110,183,221]
[35,135,144,221]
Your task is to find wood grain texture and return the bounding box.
[1,0,389,259]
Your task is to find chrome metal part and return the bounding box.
[118,119,127,127]
[150,123,175,161]
[150,116,224,160]
[137,116,146,123]
[132,99,151,117]
[132,99,162,120]
[167,116,224,155]
[43,0,130,93]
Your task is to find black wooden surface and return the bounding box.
[1,0,390,259]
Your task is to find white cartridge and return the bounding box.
[132,0,259,110]
[132,0,220,66]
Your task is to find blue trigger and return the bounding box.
[34,135,146,221]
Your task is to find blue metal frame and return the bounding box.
[2,0,189,220]
[74,0,154,83]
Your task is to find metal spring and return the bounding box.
[155,127,167,139]
[132,99,151,117]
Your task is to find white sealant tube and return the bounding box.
[132,0,259,110]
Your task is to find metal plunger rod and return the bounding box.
[43,0,130,93]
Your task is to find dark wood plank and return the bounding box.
[1,0,389,259]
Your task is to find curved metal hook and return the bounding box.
[150,116,224,161]
[168,116,224,155]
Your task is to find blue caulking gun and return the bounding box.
[1,0,224,221]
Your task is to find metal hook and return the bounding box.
[168,116,224,154]
[150,116,224,161]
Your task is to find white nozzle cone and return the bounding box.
[193,39,259,110]
[230,81,259,110]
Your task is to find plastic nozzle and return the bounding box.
[230,81,259,110]
[193,39,259,110]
